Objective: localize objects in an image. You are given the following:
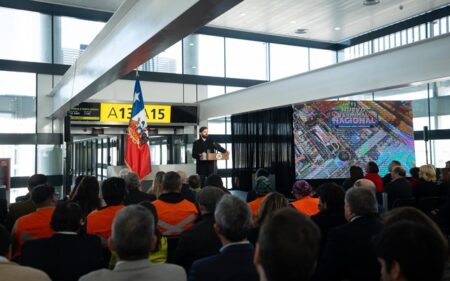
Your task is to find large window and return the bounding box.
[269,43,308,80]
[309,48,336,70]
[139,41,182,74]
[0,7,51,63]
[183,34,224,77]
[0,145,35,177]
[54,16,105,65]
[0,71,36,133]
[225,38,269,80]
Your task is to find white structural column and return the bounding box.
[199,33,450,120]
[49,0,242,118]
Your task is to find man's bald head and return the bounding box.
[354,179,376,193]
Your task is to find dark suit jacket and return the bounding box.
[189,243,258,281]
[384,177,413,209]
[124,189,156,205]
[414,179,438,200]
[20,233,104,281]
[192,138,225,176]
[311,210,347,257]
[174,213,222,272]
[317,215,383,281]
[5,200,35,231]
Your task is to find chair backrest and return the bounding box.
[417,196,440,214]
[391,197,416,209]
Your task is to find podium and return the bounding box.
[200,152,229,161]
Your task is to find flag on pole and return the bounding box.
[125,76,151,179]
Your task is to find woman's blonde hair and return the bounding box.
[255,192,290,226]
[419,164,437,182]
[149,171,165,198]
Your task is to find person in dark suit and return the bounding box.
[384,166,413,209]
[174,186,225,271]
[192,127,227,187]
[20,201,104,281]
[382,160,401,187]
[311,182,347,257]
[122,171,155,205]
[316,186,383,281]
[189,195,258,281]
[5,174,47,231]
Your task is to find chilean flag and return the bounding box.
[125,77,151,179]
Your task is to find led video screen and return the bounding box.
[293,101,415,179]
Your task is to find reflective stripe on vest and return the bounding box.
[158,213,197,236]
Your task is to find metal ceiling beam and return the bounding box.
[199,33,450,120]
[49,0,242,118]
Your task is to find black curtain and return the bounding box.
[231,106,294,196]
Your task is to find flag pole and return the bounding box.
[135,69,139,78]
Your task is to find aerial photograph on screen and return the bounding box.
[293,100,415,179]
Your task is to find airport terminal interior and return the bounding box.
[2,1,450,281]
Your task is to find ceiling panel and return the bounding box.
[209,0,450,42]
[32,0,450,42]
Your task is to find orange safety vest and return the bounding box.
[291,196,320,216]
[86,205,125,240]
[153,199,198,236]
[248,195,266,219]
[14,207,55,257]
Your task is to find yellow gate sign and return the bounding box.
[100,103,171,123]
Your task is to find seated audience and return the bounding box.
[246,168,270,202]
[86,177,126,243]
[153,171,198,236]
[189,174,202,193]
[189,195,258,281]
[438,168,450,197]
[12,183,56,258]
[409,167,420,188]
[5,174,47,231]
[206,174,231,194]
[122,172,155,205]
[178,170,197,202]
[70,175,102,222]
[317,186,383,281]
[291,180,319,216]
[373,221,448,281]
[110,201,168,267]
[248,175,275,218]
[21,201,103,281]
[248,192,290,245]
[311,183,346,256]
[174,187,225,271]
[414,164,438,200]
[383,160,401,187]
[254,208,320,281]
[0,224,51,281]
[384,166,413,209]
[148,171,165,198]
[80,205,185,281]
[342,165,364,190]
[364,161,384,193]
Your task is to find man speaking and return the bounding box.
[192,127,227,187]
